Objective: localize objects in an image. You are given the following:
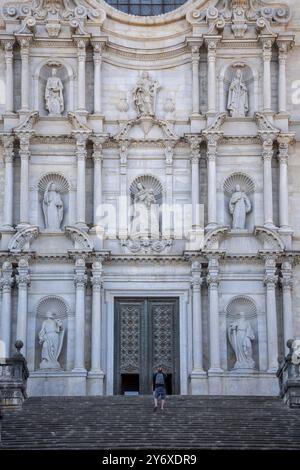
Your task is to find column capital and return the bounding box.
[17,35,32,52]
[191,260,203,289]
[92,134,108,161]
[264,256,278,287]
[277,37,294,57]
[73,132,88,160]
[91,260,103,291]
[2,39,14,55]
[118,139,130,165]
[16,257,30,287]
[186,134,202,162]
[260,37,273,61]
[1,261,14,292]
[91,39,106,55]
[74,257,87,288]
[17,133,32,160]
[75,38,87,53]
[207,256,220,287]
[205,133,222,161]
[205,37,220,57]
[2,134,15,163]
[164,140,176,166]
[261,138,274,161]
[277,133,295,161]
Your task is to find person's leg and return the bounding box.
[154,391,158,411]
[161,398,165,410]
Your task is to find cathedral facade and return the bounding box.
[0,0,299,397]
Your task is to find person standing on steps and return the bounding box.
[153,365,167,412]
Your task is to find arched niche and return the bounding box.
[219,62,258,117]
[33,60,74,116]
[38,173,70,230]
[223,172,256,231]
[35,295,70,371]
[226,296,259,372]
[129,174,164,239]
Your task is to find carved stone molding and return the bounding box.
[121,238,173,254]
[255,226,285,252]
[36,295,70,319]
[114,116,179,141]
[65,226,94,250]
[8,226,39,252]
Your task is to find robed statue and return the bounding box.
[228,312,255,370]
[134,182,156,208]
[131,182,159,238]
[229,184,251,230]
[39,312,64,370]
[45,68,64,116]
[42,182,64,230]
[132,72,160,117]
[227,68,249,117]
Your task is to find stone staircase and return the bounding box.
[1,395,300,450]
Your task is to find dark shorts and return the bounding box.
[154,386,166,400]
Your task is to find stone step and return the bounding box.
[1,396,300,449]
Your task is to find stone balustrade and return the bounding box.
[0,340,29,411]
[277,339,300,408]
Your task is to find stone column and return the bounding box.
[188,136,201,230]
[16,257,30,356]
[90,260,103,373]
[207,257,222,372]
[91,135,106,227]
[264,257,279,372]
[277,134,293,230]
[92,42,102,114]
[2,135,14,229]
[163,141,175,238]
[262,138,274,228]
[119,140,129,239]
[191,261,204,372]
[73,257,87,372]
[262,40,272,113]
[3,40,15,114]
[17,133,31,228]
[280,260,294,354]
[18,37,31,112]
[191,45,200,115]
[206,134,220,229]
[73,133,88,228]
[206,41,217,114]
[76,40,87,112]
[278,42,288,114]
[0,262,14,357]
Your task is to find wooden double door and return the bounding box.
[114,298,180,395]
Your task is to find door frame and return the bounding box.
[114,297,180,395]
[105,290,189,396]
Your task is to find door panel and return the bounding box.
[114,298,180,395]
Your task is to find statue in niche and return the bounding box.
[42,182,64,230]
[227,68,249,117]
[39,311,64,370]
[228,312,255,370]
[134,182,156,208]
[132,72,160,117]
[132,182,159,238]
[45,68,64,116]
[229,184,251,230]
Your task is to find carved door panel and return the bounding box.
[114,298,179,395]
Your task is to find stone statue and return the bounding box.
[134,182,156,208]
[42,182,64,230]
[132,72,160,117]
[45,68,64,116]
[132,182,159,237]
[229,184,251,230]
[38,312,64,370]
[228,312,255,370]
[227,68,249,117]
